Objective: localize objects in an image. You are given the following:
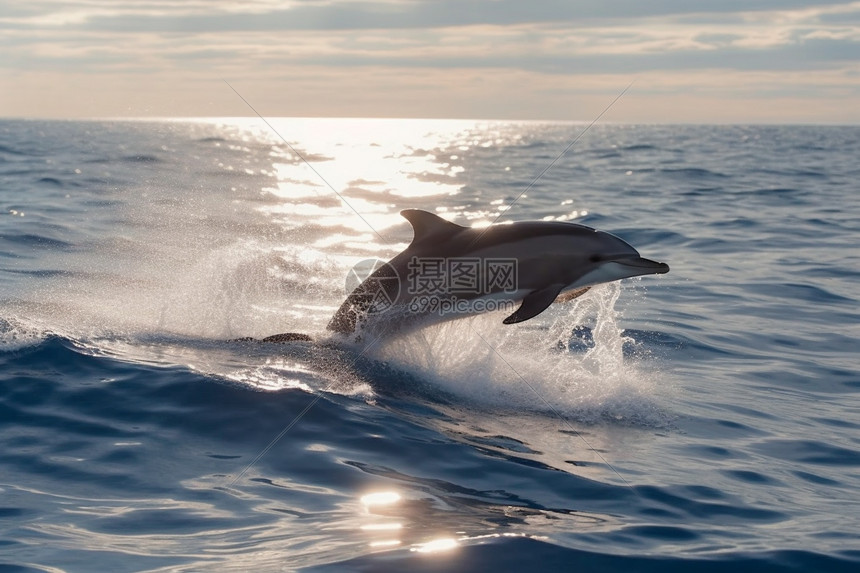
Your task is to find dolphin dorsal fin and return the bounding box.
[401,209,464,245]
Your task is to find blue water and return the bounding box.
[1,119,859,572]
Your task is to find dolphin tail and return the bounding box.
[230,332,313,343]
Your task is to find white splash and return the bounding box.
[0,316,45,351]
[370,283,667,425]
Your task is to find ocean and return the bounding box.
[1,118,859,572]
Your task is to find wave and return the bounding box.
[0,233,74,250]
[659,167,729,179]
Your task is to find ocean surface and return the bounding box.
[1,118,859,572]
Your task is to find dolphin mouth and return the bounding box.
[613,256,670,274]
[567,256,670,290]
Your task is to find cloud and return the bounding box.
[3,1,859,31]
[1,1,859,121]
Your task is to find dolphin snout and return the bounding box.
[615,256,670,274]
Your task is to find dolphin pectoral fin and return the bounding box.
[554,286,591,304]
[401,209,465,245]
[503,283,566,324]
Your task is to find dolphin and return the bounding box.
[326,209,669,335]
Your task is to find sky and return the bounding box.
[1,0,859,122]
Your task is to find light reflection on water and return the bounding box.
[413,537,459,553]
[360,491,402,507]
[356,489,464,556]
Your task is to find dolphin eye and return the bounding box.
[590,255,603,263]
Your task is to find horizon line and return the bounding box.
[2,115,859,127]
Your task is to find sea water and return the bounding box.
[1,119,859,571]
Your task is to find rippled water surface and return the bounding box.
[1,119,859,572]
